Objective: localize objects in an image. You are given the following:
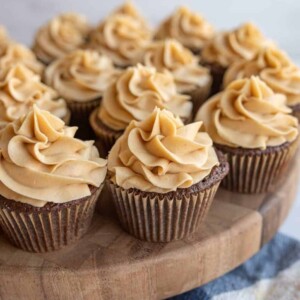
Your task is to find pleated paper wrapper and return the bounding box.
[67,98,100,139]
[216,140,299,194]
[0,186,102,253]
[109,181,221,242]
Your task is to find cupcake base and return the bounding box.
[215,140,299,194]
[109,157,229,242]
[290,103,300,121]
[89,108,124,157]
[68,98,101,140]
[0,185,102,253]
[202,61,226,96]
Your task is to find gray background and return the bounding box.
[0,0,299,238]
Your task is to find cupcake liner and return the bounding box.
[291,104,300,122]
[0,185,102,253]
[109,180,221,242]
[185,79,212,118]
[90,108,123,157]
[202,61,226,96]
[68,98,101,140]
[215,140,299,194]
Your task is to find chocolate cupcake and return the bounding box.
[0,64,70,129]
[196,76,299,193]
[0,105,107,252]
[87,12,152,68]
[33,13,90,65]
[0,42,44,78]
[201,23,271,95]
[143,39,212,117]
[108,108,228,242]
[224,46,300,120]
[155,6,215,54]
[89,64,192,156]
[45,49,119,139]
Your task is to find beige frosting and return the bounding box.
[0,26,10,55]
[33,13,90,64]
[155,6,214,51]
[98,64,192,131]
[88,14,152,67]
[0,105,107,207]
[112,1,148,26]
[0,64,68,128]
[45,49,119,102]
[108,108,219,193]
[201,23,270,68]
[224,47,300,106]
[143,39,211,93]
[196,76,298,149]
[0,43,44,78]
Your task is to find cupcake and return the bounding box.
[88,13,152,68]
[33,13,90,65]
[45,49,119,139]
[0,105,107,252]
[155,6,215,54]
[201,22,271,95]
[223,46,300,120]
[0,42,44,78]
[89,64,192,156]
[143,39,212,116]
[0,64,70,129]
[107,107,228,242]
[196,76,299,193]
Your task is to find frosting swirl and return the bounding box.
[88,14,152,67]
[98,64,192,131]
[155,6,214,51]
[0,64,68,128]
[196,76,298,149]
[0,105,107,207]
[33,13,90,64]
[0,26,10,55]
[112,1,148,26]
[201,23,270,67]
[0,43,44,78]
[224,47,300,106]
[45,49,119,102]
[108,108,219,192]
[143,39,211,93]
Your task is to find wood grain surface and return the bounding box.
[0,154,298,300]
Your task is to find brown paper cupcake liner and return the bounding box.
[90,108,123,157]
[290,103,300,122]
[185,79,212,119]
[202,61,227,96]
[0,185,102,253]
[68,98,101,140]
[108,158,228,242]
[109,182,219,242]
[215,139,299,194]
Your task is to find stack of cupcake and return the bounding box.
[0,1,298,252]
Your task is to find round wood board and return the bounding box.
[0,153,299,300]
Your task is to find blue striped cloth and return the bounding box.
[171,234,300,300]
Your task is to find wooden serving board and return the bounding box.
[0,154,299,300]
